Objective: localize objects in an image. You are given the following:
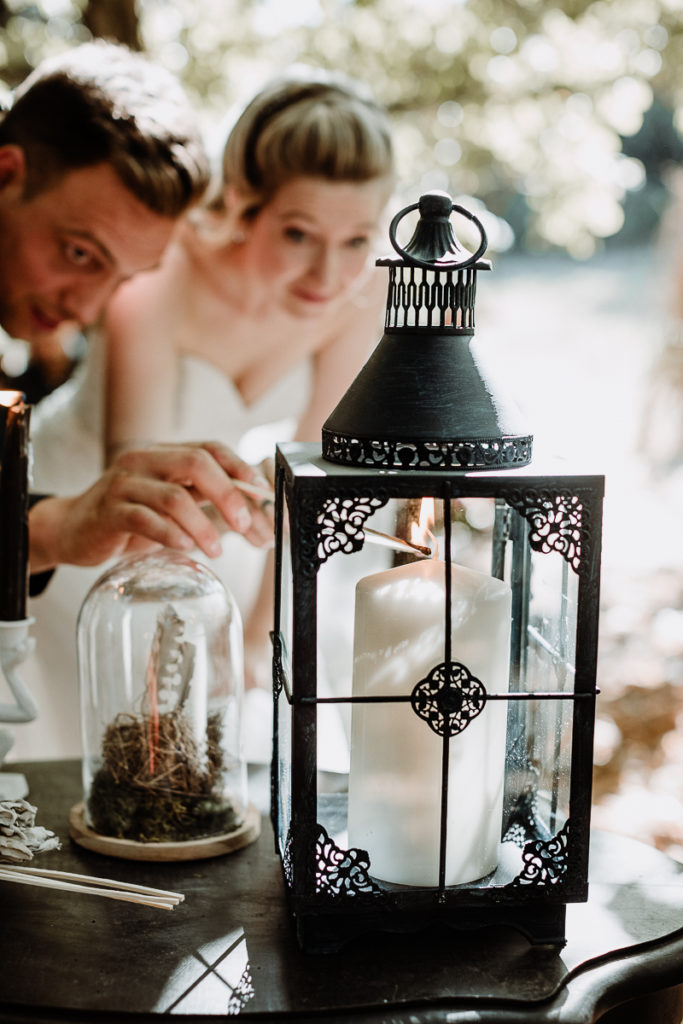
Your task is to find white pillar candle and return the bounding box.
[347,558,511,887]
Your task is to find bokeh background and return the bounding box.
[2,0,683,858]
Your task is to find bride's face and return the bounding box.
[238,176,389,317]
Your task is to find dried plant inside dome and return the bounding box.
[88,604,242,843]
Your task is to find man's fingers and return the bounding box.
[111,443,273,544]
[98,474,222,558]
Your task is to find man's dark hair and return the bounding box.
[0,41,210,216]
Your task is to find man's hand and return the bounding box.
[28,442,274,573]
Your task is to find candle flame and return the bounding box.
[411,499,438,557]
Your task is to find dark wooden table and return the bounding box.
[1,760,683,1023]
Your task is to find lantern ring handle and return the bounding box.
[388,201,488,271]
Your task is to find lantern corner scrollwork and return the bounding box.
[315,493,389,565]
[506,488,592,575]
[316,826,385,899]
[509,820,571,890]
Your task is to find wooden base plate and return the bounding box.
[68,801,261,862]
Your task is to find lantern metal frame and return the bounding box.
[271,443,603,953]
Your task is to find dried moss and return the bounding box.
[88,709,242,843]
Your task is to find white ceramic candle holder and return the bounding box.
[0,618,36,800]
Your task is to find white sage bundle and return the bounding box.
[0,798,61,863]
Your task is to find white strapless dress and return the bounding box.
[10,345,334,764]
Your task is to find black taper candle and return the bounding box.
[0,393,31,620]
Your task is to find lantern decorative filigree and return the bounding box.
[272,192,603,953]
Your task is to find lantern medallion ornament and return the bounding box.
[271,191,603,953]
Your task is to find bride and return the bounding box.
[23,67,395,763]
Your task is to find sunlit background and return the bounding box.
[2,0,683,858]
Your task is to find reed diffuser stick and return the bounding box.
[0,863,184,909]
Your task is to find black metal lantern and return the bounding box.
[271,192,603,953]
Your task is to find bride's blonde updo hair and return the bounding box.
[205,67,394,221]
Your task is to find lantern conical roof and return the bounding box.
[322,191,532,471]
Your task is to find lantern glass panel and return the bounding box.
[276,686,292,859]
[279,483,586,877]
[502,536,579,846]
[281,493,520,889]
[276,503,293,857]
[313,496,501,695]
[278,502,294,678]
[529,547,577,827]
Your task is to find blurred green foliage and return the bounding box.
[1,0,682,255]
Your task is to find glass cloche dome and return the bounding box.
[72,550,257,858]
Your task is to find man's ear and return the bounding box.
[0,145,27,197]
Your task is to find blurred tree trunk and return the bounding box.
[82,0,141,49]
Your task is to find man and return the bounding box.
[0,41,272,578]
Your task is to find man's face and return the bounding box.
[0,151,176,342]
